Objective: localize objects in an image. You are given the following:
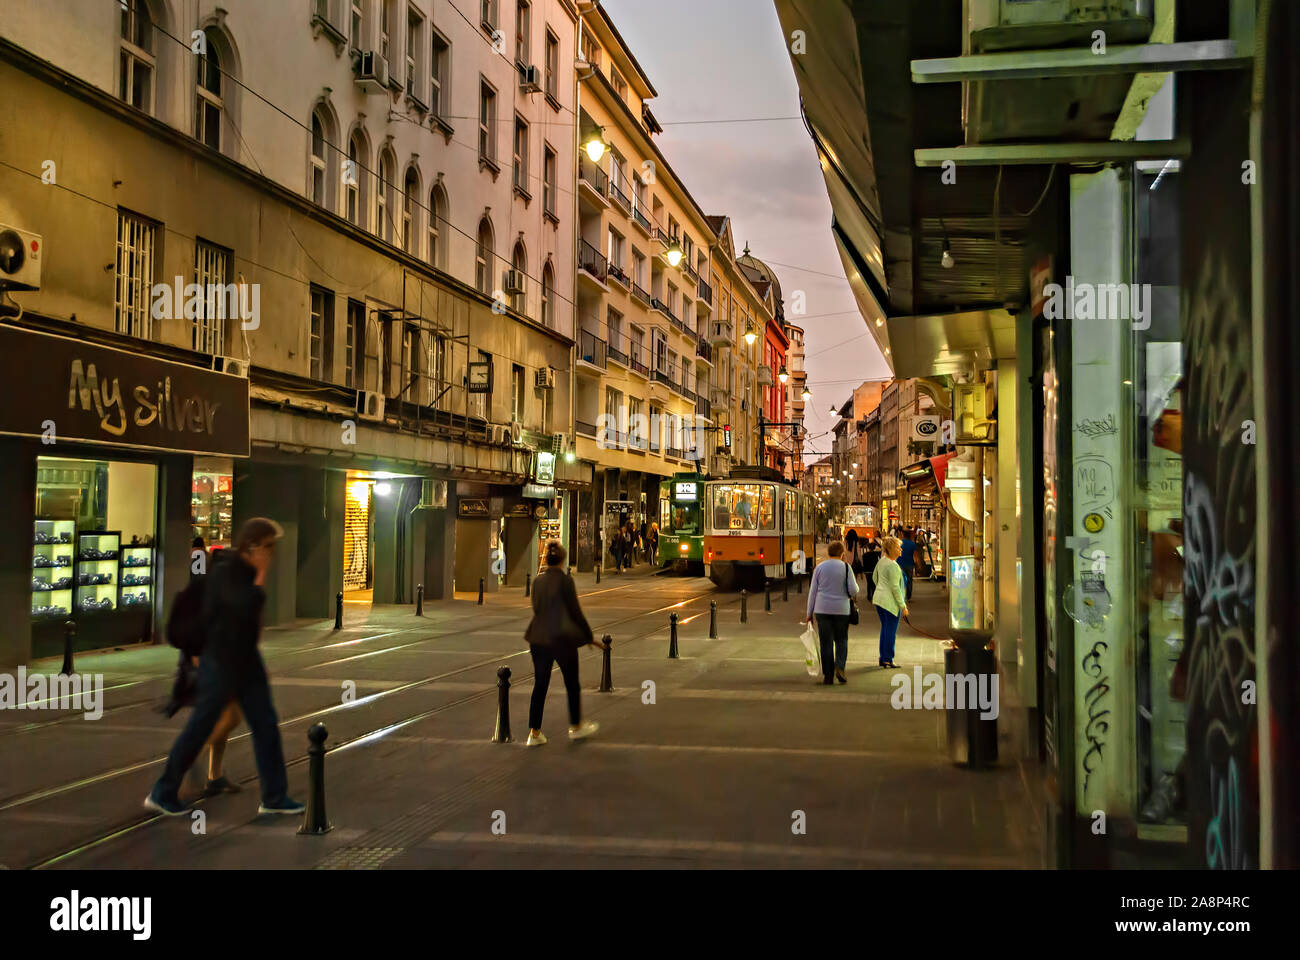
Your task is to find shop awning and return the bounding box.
[900,451,957,488]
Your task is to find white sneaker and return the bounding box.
[526,731,548,747]
[568,720,599,741]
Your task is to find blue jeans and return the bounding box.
[901,565,914,600]
[153,653,289,805]
[876,606,900,663]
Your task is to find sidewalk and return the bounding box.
[36,572,1046,870]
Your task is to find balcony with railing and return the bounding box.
[628,347,649,378]
[578,238,609,286]
[631,282,651,306]
[655,227,674,249]
[710,387,729,411]
[576,419,598,438]
[607,262,630,289]
[577,329,606,374]
[607,335,628,367]
[609,181,631,213]
[682,259,699,284]
[695,395,712,420]
[652,365,678,391]
[631,203,652,235]
[697,278,713,311]
[708,319,733,345]
[579,158,609,206]
[695,339,713,365]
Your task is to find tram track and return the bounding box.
[0,579,653,738]
[12,582,734,870]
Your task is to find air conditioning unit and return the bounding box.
[422,478,448,508]
[520,64,542,92]
[354,50,389,94]
[356,390,385,422]
[0,223,42,291]
[212,355,249,378]
[503,270,527,295]
[510,420,524,445]
[534,366,555,390]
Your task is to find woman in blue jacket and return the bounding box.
[804,541,860,685]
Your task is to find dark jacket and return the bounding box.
[525,566,594,650]
[200,550,267,678]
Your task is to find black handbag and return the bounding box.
[844,560,860,625]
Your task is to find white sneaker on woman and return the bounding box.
[568,721,599,740]
[526,731,547,747]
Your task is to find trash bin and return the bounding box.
[944,629,998,768]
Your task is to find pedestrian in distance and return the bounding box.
[899,527,918,601]
[146,518,304,818]
[872,536,909,669]
[804,541,860,686]
[639,518,649,564]
[648,520,660,565]
[609,525,624,574]
[863,535,882,603]
[524,541,604,746]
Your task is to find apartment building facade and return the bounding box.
[568,5,722,567]
[0,0,582,661]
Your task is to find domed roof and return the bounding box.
[737,246,784,305]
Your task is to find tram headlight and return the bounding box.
[680,543,689,553]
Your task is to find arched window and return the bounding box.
[194,30,223,150]
[541,262,555,329]
[475,217,494,295]
[428,183,447,270]
[377,149,396,243]
[402,166,421,255]
[346,130,368,227]
[309,111,335,208]
[119,0,155,112]
[511,241,528,315]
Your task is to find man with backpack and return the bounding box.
[146,518,303,817]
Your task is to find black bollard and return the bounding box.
[478,577,485,605]
[668,613,679,659]
[598,634,614,692]
[741,589,748,623]
[491,666,513,743]
[765,583,772,613]
[595,561,601,584]
[797,571,803,594]
[709,600,717,639]
[415,583,424,616]
[525,572,531,598]
[298,723,334,835]
[60,620,75,676]
[334,592,343,631]
[783,577,789,602]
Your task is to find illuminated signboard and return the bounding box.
[674,482,699,501]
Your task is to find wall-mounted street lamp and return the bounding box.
[778,366,789,385]
[801,385,812,402]
[583,128,608,163]
[744,321,757,346]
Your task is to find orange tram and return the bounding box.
[703,467,816,591]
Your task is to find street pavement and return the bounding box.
[0,561,1046,870]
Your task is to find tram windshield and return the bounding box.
[711,483,775,532]
[660,498,700,535]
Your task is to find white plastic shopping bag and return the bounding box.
[799,622,821,678]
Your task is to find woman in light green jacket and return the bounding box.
[872,537,909,668]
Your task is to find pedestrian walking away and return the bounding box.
[524,541,605,746]
[805,540,859,685]
[873,536,909,669]
[899,528,917,601]
[863,535,882,603]
[146,517,304,818]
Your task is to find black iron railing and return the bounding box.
[579,329,606,368]
[578,239,608,283]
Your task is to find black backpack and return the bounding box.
[167,577,207,656]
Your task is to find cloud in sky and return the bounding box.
[599,0,892,453]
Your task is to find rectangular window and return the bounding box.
[351,0,364,49]
[608,307,624,353]
[479,79,496,161]
[193,239,231,355]
[610,66,628,100]
[380,0,392,61]
[630,326,645,367]
[542,144,557,216]
[114,209,157,339]
[607,228,624,271]
[515,0,531,67]
[430,30,450,118]
[345,299,364,389]
[513,116,529,192]
[481,0,497,29]
[511,364,525,422]
[119,0,155,113]
[604,387,623,444]
[544,29,559,100]
[309,285,334,381]
[633,249,646,289]
[406,6,425,101]
[581,30,599,68]
[628,397,644,449]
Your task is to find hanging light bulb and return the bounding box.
[801,385,812,402]
[744,321,757,346]
[778,366,789,385]
[665,242,684,268]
